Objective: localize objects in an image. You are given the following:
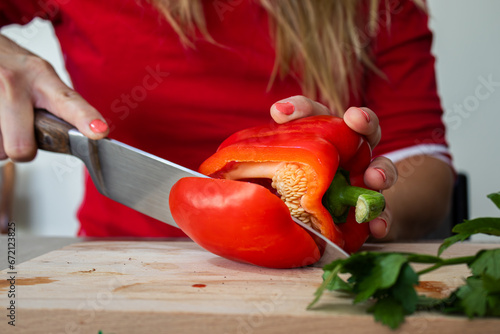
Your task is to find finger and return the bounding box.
[0,77,37,162]
[270,95,332,124]
[369,209,391,239]
[0,127,8,161]
[0,106,37,162]
[28,58,109,139]
[363,156,398,191]
[343,107,381,149]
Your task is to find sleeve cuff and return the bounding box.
[381,144,453,166]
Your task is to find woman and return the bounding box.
[0,0,454,240]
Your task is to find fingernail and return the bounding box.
[275,102,295,115]
[357,107,370,122]
[380,218,388,234]
[374,167,387,182]
[90,119,108,133]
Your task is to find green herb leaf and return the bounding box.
[369,297,406,330]
[391,264,419,313]
[482,274,500,294]
[341,252,379,282]
[470,249,500,279]
[352,253,408,303]
[309,192,500,330]
[454,218,500,235]
[325,272,352,292]
[456,276,489,317]
[308,261,344,309]
[438,218,500,255]
[486,285,500,317]
[487,192,500,209]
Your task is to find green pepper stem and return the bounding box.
[322,170,386,224]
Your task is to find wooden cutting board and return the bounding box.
[0,240,499,334]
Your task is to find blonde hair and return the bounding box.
[148,0,424,112]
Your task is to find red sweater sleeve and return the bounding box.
[364,0,449,160]
[0,0,59,27]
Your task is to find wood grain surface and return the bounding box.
[0,240,499,334]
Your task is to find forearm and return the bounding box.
[382,155,455,241]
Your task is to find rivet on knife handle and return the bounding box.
[34,109,74,154]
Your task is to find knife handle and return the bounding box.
[34,109,74,154]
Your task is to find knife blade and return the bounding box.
[291,217,349,265]
[34,109,348,263]
[34,109,207,228]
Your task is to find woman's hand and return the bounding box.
[0,34,108,162]
[270,95,397,239]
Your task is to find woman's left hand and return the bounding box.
[270,96,398,239]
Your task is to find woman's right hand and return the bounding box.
[0,33,108,162]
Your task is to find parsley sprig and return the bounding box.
[308,192,500,329]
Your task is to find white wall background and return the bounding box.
[1,0,500,238]
[1,19,84,236]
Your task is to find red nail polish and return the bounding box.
[90,119,108,133]
[357,107,370,122]
[275,102,295,115]
[374,168,387,182]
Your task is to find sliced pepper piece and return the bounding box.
[169,115,385,268]
[170,178,322,268]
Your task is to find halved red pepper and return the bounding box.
[169,115,385,268]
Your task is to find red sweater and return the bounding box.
[1,0,449,237]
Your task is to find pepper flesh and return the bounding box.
[170,115,380,267]
[199,133,343,246]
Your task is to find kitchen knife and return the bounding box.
[34,109,207,229]
[34,109,348,262]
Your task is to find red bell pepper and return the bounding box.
[169,115,385,268]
